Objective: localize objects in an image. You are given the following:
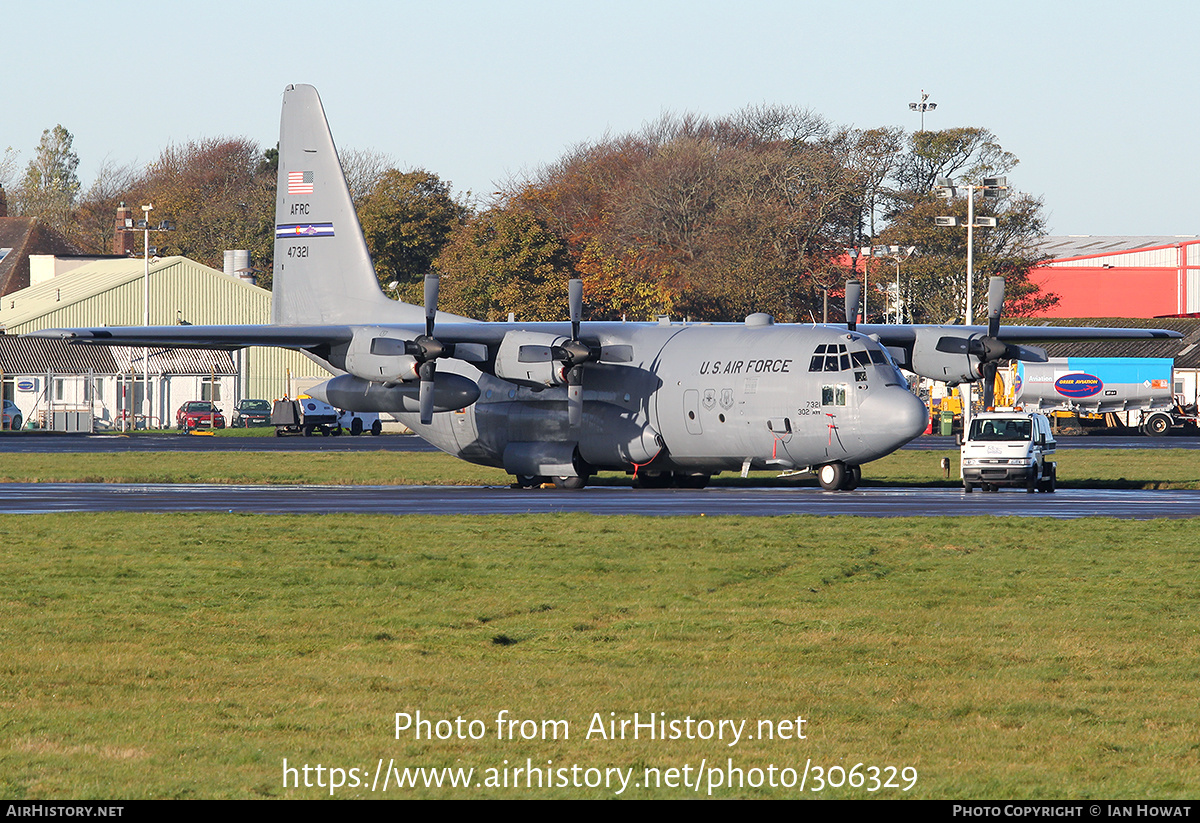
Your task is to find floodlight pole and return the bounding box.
[935,177,1006,433]
[872,245,916,323]
[142,205,151,430]
[117,203,174,429]
[909,90,937,132]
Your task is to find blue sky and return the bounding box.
[5,0,1197,236]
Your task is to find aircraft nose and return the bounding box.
[858,386,929,453]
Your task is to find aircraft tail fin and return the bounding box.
[272,84,418,326]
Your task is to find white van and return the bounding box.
[959,411,1057,493]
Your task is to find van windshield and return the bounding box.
[969,419,1031,441]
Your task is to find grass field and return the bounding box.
[3,511,1200,799]
[2,449,1199,799]
[0,446,1197,489]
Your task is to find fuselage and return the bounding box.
[341,319,929,478]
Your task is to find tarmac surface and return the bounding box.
[1,482,1196,519]
[0,430,1195,518]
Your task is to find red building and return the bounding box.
[1031,236,1200,318]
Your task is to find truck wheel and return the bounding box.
[1145,413,1171,437]
[963,480,974,493]
[351,418,363,436]
[371,420,382,436]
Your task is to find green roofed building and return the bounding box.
[0,254,329,427]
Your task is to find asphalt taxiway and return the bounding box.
[0,431,1195,518]
[1,482,1196,519]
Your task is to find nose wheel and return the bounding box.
[817,461,860,491]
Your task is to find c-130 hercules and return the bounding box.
[33,85,1180,490]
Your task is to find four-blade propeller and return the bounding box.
[934,275,1047,406]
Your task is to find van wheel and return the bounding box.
[1039,463,1057,493]
[371,420,382,436]
[963,480,974,493]
[351,418,363,436]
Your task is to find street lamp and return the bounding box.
[934,176,1006,429]
[118,203,175,429]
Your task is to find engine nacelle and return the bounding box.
[344,326,420,384]
[910,328,983,385]
[310,373,480,414]
[494,331,569,388]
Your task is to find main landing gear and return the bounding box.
[817,461,860,491]
[632,470,711,489]
[512,474,592,490]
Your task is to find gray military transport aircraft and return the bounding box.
[31,85,1180,490]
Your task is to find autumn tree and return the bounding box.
[68,159,139,254]
[504,105,870,322]
[121,138,276,277]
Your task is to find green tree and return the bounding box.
[357,169,467,297]
[15,125,81,234]
[877,192,1054,323]
[435,206,573,321]
[876,127,1052,323]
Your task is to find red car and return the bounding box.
[176,401,226,431]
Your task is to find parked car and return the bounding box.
[2,400,23,431]
[232,399,272,427]
[176,401,226,431]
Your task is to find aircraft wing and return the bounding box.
[863,323,1182,346]
[27,324,360,350]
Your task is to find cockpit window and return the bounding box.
[809,342,894,373]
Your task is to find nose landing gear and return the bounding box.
[817,461,860,491]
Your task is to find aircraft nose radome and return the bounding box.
[859,387,928,450]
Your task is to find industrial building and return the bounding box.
[1031,236,1200,318]
[0,254,329,429]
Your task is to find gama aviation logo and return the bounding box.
[1054,372,1103,398]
